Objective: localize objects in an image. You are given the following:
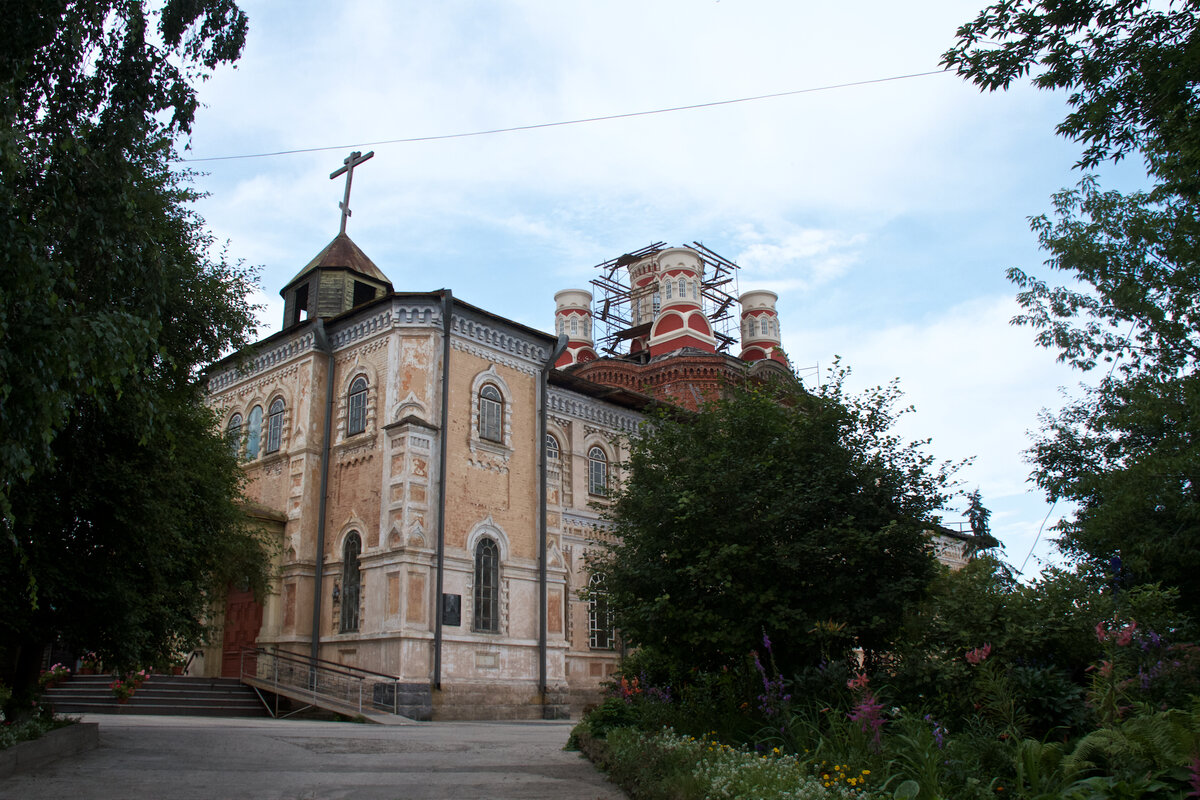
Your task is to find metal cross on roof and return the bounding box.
[330,150,375,235]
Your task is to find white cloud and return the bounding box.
[789,294,1083,572]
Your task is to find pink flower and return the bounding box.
[846,673,870,690]
[1096,621,1109,642]
[965,643,992,665]
[1116,620,1137,647]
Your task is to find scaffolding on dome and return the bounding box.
[589,242,742,357]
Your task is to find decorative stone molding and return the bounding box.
[328,309,392,350]
[548,388,641,434]
[451,339,539,377]
[451,313,550,369]
[207,332,317,393]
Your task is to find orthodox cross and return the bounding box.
[330,150,375,235]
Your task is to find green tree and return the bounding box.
[0,1,268,702]
[944,1,1200,615]
[589,369,958,677]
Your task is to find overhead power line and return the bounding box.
[180,70,948,163]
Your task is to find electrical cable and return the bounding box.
[179,70,948,163]
[1016,319,1140,575]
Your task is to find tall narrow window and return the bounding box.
[691,281,698,300]
[246,405,263,460]
[570,317,578,335]
[340,533,362,633]
[347,376,368,436]
[664,280,673,300]
[266,398,284,454]
[652,292,661,315]
[588,446,608,496]
[226,414,243,458]
[760,318,769,336]
[473,537,499,633]
[678,277,686,298]
[545,434,560,461]
[479,384,503,442]
[589,574,614,649]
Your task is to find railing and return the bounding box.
[239,647,407,717]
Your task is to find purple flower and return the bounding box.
[849,690,885,750]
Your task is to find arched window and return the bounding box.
[226,414,243,458]
[266,397,285,454]
[760,317,769,336]
[340,532,362,633]
[678,277,686,298]
[588,446,608,496]
[479,384,503,442]
[570,317,578,335]
[347,376,368,436]
[664,279,673,300]
[691,281,698,300]
[246,405,263,460]
[473,537,500,633]
[589,574,615,649]
[652,292,661,315]
[545,434,560,461]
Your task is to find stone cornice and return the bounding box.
[207,331,317,393]
[548,388,642,434]
[451,311,550,372]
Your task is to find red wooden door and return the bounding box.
[221,584,263,678]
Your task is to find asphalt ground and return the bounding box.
[0,714,626,800]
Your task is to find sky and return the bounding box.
[180,1,1148,577]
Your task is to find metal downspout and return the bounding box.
[310,320,335,667]
[433,291,453,691]
[538,335,569,713]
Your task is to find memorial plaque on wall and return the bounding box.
[442,593,461,626]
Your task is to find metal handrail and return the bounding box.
[238,646,406,717]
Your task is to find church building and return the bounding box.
[199,155,975,720]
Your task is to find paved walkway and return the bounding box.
[0,714,626,800]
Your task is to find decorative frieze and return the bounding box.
[207,334,315,393]
[450,313,550,372]
[329,309,392,350]
[548,389,642,434]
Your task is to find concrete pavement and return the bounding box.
[0,714,626,800]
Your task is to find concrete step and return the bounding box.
[43,675,268,718]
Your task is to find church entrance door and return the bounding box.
[221,583,263,678]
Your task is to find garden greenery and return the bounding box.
[571,559,1200,799]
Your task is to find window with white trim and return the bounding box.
[266,397,284,454]
[589,573,615,649]
[473,537,500,633]
[246,405,263,460]
[226,414,243,458]
[479,384,503,442]
[340,532,361,633]
[347,376,368,436]
[546,434,560,461]
[588,446,608,496]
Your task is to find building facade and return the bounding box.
[202,234,970,719]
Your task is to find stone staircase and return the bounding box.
[42,674,267,718]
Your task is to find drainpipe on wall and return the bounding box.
[310,319,336,668]
[433,291,453,691]
[539,334,569,714]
